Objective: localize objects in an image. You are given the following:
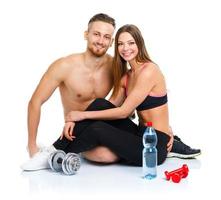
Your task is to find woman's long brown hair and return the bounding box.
[112,24,153,98]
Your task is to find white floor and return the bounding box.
[2,149,219,200]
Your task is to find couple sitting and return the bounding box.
[21,13,200,171]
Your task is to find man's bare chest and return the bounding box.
[63,70,112,100]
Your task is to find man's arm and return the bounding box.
[27,58,66,157]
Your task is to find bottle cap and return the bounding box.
[146,122,152,127]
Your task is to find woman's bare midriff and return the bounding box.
[137,104,170,135]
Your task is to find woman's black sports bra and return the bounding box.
[135,95,168,111]
[124,71,168,111]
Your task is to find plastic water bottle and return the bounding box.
[143,121,158,179]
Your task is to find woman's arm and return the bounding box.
[108,75,127,107]
[66,66,157,121]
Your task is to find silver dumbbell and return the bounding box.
[48,150,81,175]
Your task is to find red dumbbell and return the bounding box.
[164,164,189,183]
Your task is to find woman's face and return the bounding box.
[117,32,138,62]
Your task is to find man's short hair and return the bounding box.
[88,13,116,29]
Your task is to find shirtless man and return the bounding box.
[21,13,118,170]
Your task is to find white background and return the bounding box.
[0,0,220,199]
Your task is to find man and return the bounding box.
[22,13,119,170]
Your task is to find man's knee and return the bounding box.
[86,98,115,111]
[82,146,119,163]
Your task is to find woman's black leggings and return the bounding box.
[53,98,169,166]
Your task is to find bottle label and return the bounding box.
[143,150,157,168]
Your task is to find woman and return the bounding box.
[59,25,200,165]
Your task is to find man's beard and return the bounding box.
[88,44,107,57]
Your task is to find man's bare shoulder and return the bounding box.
[106,53,113,63]
[54,53,83,68]
[42,53,83,82]
[64,53,84,62]
[105,53,113,69]
[48,53,83,72]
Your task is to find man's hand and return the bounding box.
[65,111,85,122]
[167,126,174,152]
[60,121,76,141]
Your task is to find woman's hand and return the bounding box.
[60,121,76,141]
[65,111,85,122]
[167,126,174,152]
